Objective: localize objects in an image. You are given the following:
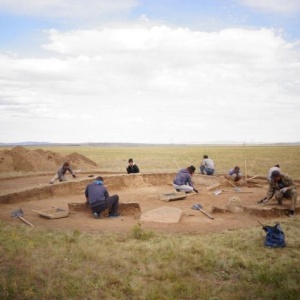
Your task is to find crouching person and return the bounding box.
[85,176,120,219]
[173,165,198,193]
[49,162,76,184]
[259,170,297,217]
[228,166,242,182]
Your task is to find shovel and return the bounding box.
[192,204,214,220]
[11,208,34,227]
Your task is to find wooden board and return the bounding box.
[159,192,187,202]
[33,208,69,219]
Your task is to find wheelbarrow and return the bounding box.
[11,208,34,227]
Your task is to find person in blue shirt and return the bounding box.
[228,166,242,182]
[173,165,198,193]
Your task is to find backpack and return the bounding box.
[261,223,286,248]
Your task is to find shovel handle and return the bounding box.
[199,209,214,220]
[18,216,34,227]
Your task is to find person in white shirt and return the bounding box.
[200,155,215,175]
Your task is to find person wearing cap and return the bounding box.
[85,176,120,219]
[267,164,281,181]
[258,170,297,217]
[200,155,215,175]
[228,166,242,182]
[126,158,140,174]
[173,165,199,193]
[49,162,76,184]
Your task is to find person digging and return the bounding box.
[257,170,297,217]
[85,176,120,219]
[173,165,199,194]
[49,162,76,184]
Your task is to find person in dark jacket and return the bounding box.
[49,162,76,184]
[173,165,198,193]
[126,158,140,174]
[85,176,119,219]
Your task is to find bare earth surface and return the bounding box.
[1,173,299,235]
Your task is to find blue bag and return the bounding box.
[262,223,286,248]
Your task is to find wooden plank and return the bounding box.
[206,183,221,191]
[225,179,237,188]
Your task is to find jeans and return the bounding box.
[200,165,215,175]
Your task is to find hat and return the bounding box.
[271,170,281,178]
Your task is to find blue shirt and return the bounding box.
[173,169,193,187]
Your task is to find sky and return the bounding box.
[0,0,300,144]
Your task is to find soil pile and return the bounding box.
[0,146,98,173]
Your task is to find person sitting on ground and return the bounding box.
[258,170,297,217]
[228,166,242,182]
[267,164,281,181]
[173,165,198,193]
[126,158,140,174]
[49,162,76,184]
[85,176,120,219]
[200,155,215,175]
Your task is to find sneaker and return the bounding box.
[176,189,181,192]
[108,212,120,218]
[93,212,99,219]
[49,181,54,184]
[289,210,295,218]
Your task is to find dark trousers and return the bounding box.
[91,195,119,215]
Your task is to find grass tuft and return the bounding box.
[131,222,155,240]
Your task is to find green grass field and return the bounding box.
[25,144,300,178]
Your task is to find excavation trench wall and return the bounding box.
[0,173,181,204]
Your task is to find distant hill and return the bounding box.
[0,141,299,147]
[0,141,51,146]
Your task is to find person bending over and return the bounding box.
[258,170,297,217]
[228,166,242,182]
[49,162,76,184]
[173,165,198,193]
[85,176,120,219]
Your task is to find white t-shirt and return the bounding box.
[202,158,215,170]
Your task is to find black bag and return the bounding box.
[262,223,286,248]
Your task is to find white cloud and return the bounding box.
[237,0,300,14]
[0,0,138,18]
[1,25,300,143]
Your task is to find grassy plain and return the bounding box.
[1,220,300,299]
[26,144,300,178]
[1,145,300,299]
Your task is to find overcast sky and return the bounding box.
[0,0,300,144]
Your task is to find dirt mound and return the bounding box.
[65,153,98,168]
[0,146,98,173]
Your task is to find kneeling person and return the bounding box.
[173,166,198,193]
[85,176,119,218]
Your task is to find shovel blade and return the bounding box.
[11,208,24,218]
[192,204,203,210]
